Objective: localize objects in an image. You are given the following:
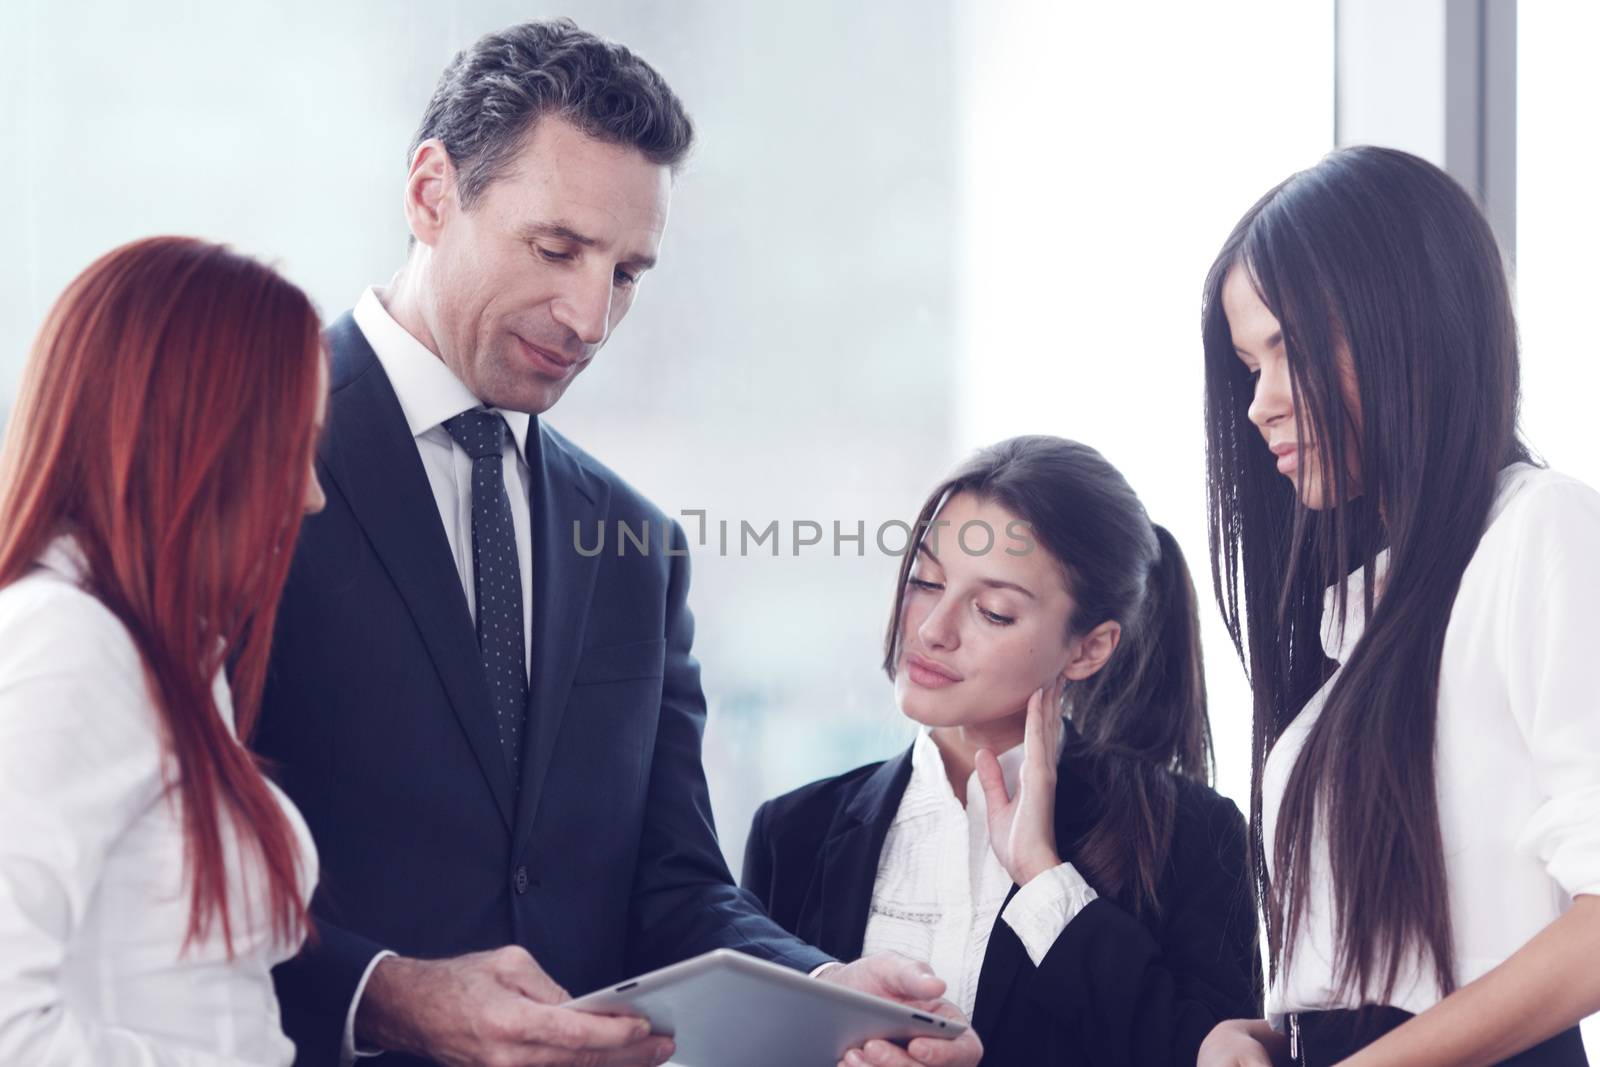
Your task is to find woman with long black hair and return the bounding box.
[744,436,1262,1066]
[1197,146,1600,1067]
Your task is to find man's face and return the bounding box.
[416,116,672,414]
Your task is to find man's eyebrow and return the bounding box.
[521,222,598,247]
[618,250,657,272]
[520,222,657,271]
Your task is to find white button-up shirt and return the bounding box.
[862,728,1098,1018]
[352,286,535,677]
[1264,463,1600,1018]
[0,537,318,1065]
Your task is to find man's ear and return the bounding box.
[403,139,459,249]
[1061,619,1122,682]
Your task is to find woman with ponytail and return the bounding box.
[1197,146,1600,1067]
[744,435,1262,1066]
[0,237,326,1064]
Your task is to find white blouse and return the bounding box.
[0,538,318,1065]
[1264,464,1600,1018]
[862,728,1098,1018]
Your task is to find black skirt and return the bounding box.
[1290,1008,1589,1067]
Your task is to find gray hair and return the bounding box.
[410,18,694,207]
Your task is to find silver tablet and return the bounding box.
[568,949,965,1067]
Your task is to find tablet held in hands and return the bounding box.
[568,949,965,1067]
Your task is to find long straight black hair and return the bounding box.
[883,435,1213,914]
[1201,146,1531,1000]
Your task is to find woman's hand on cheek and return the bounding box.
[976,678,1066,886]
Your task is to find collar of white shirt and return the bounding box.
[352,286,532,464]
[1318,465,1537,666]
[1319,548,1391,663]
[904,722,1066,816]
[34,533,89,587]
[30,532,242,738]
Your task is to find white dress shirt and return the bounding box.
[0,537,318,1065]
[862,728,1099,1019]
[339,288,539,1062]
[1264,463,1600,1020]
[352,286,535,675]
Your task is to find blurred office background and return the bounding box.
[2,0,1595,1041]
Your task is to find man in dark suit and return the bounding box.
[256,18,981,1067]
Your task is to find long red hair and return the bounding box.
[0,236,323,954]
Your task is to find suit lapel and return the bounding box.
[320,314,516,830]
[970,883,1026,1037]
[801,750,914,960]
[971,741,1101,1037]
[511,424,607,858]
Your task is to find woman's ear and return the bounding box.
[1062,620,1122,681]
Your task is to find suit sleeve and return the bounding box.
[1012,794,1262,1066]
[270,912,388,1067]
[740,801,777,913]
[624,521,831,977]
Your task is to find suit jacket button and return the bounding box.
[514,865,530,895]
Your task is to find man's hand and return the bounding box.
[818,954,984,1067]
[356,946,674,1067]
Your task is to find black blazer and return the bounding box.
[743,741,1262,1067]
[256,313,830,1067]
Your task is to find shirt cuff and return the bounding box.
[810,961,844,979]
[1000,862,1098,967]
[342,950,398,1065]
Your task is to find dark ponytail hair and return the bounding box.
[1201,146,1530,1001]
[883,435,1213,915]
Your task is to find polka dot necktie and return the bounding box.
[443,408,527,787]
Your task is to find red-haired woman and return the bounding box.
[0,237,326,1064]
